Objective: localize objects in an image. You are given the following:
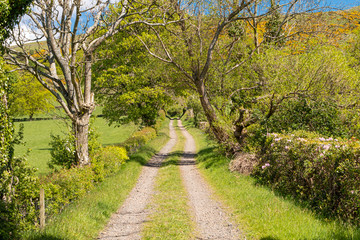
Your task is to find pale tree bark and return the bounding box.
[4,0,169,166]
[246,0,260,53]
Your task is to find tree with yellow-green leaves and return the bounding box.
[9,74,54,120]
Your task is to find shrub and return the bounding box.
[267,98,347,138]
[0,156,39,239]
[158,109,166,121]
[41,166,96,217]
[242,123,268,153]
[0,144,129,238]
[48,133,77,169]
[40,145,129,220]
[92,146,128,182]
[48,120,101,169]
[253,133,360,224]
[121,127,157,153]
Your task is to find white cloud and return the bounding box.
[10,0,119,46]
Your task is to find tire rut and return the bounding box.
[98,120,177,240]
[177,120,243,240]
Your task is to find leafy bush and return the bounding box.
[0,144,129,238]
[121,127,157,153]
[0,156,39,239]
[153,110,166,133]
[92,146,128,182]
[48,120,101,169]
[186,96,206,127]
[48,133,77,169]
[253,133,360,224]
[242,123,268,153]
[40,145,129,222]
[41,166,96,216]
[267,98,347,138]
[158,109,166,121]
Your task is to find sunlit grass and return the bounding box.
[142,122,195,239]
[14,117,138,176]
[186,123,360,240]
[23,119,170,240]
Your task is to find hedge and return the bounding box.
[121,127,157,153]
[253,132,360,224]
[0,145,129,239]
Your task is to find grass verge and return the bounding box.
[23,119,170,240]
[185,123,360,240]
[15,117,138,175]
[142,122,195,240]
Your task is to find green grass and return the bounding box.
[14,117,138,176]
[23,119,170,240]
[142,122,195,240]
[185,123,360,240]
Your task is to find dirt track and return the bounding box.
[98,120,177,240]
[98,120,242,239]
[178,120,242,240]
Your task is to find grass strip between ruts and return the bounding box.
[186,123,360,240]
[142,121,195,240]
[23,119,170,240]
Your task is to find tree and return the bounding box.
[0,1,47,238]
[93,31,171,126]
[9,73,54,119]
[4,0,173,166]
[0,0,33,219]
[138,0,323,151]
[0,0,34,178]
[264,0,284,46]
[0,0,33,48]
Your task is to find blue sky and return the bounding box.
[328,0,360,9]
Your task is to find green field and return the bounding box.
[14,117,138,175]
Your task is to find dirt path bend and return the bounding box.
[178,120,243,240]
[98,120,177,240]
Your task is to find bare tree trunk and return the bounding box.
[195,79,230,144]
[73,112,90,166]
[233,109,247,145]
[253,0,260,54]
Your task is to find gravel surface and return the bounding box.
[178,120,243,240]
[97,120,177,240]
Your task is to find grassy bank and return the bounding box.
[15,117,137,175]
[23,119,170,240]
[186,123,360,240]
[142,122,195,239]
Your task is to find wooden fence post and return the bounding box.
[40,188,45,229]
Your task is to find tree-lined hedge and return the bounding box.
[253,132,360,224]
